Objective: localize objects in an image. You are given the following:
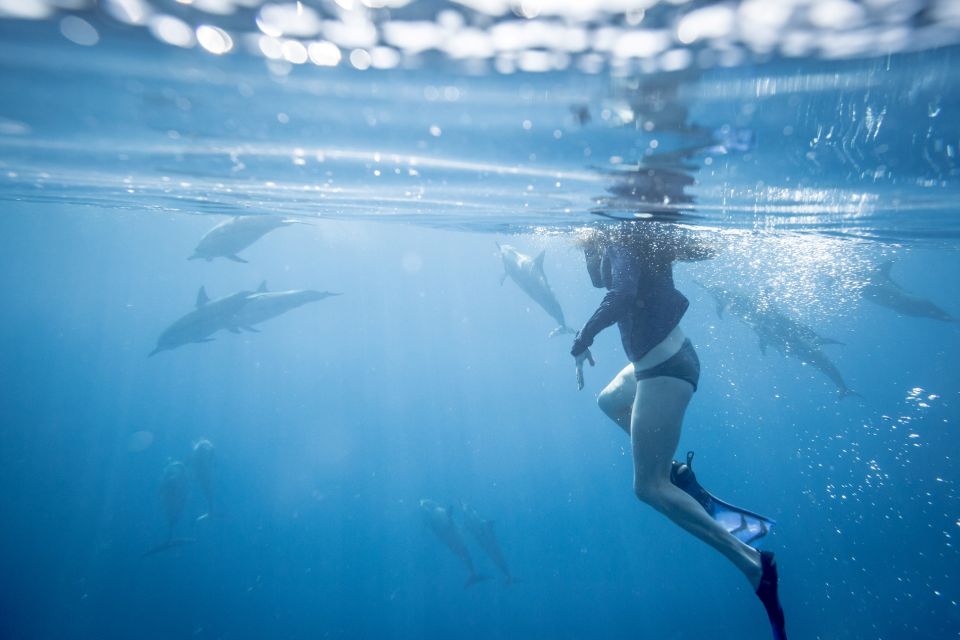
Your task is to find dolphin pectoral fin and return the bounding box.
[533,250,546,272]
[226,254,249,264]
[242,325,260,333]
[187,253,201,261]
[499,273,507,286]
[148,347,163,358]
[227,327,241,334]
[194,338,216,343]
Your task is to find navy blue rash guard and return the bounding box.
[571,236,694,363]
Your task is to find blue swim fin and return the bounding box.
[671,451,775,548]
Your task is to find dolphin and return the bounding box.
[149,286,253,356]
[862,261,956,322]
[419,500,491,588]
[142,460,195,557]
[189,215,309,263]
[698,281,857,398]
[496,243,575,337]
[232,282,341,331]
[190,439,216,521]
[459,502,516,585]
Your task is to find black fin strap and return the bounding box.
[686,451,695,468]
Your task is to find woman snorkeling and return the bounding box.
[571,222,787,640]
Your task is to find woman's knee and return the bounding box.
[597,387,618,416]
[633,478,670,510]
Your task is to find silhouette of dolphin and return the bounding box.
[142,460,195,557]
[232,282,340,331]
[149,286,254,356]
[419,500,491,588]
[862,261,956,322]
[496,243,575,337]
[189,215,309,263]
[698,281,857,398]
[460,502,517,585]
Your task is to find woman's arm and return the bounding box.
[571,246,640,356]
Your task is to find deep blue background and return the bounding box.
[0,208,958,639]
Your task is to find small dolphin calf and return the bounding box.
[189,215,308,263]
[190,439,216,521]
[419,500,490,588]
[497,243,575,336]
[142,460,195,557]
[862,261,956,322]
[460,502,516,585]
[233,282,340,331]
[150,286,253,356]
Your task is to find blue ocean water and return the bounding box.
[1,6,959,640]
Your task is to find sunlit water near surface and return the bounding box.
[1,6,960,640]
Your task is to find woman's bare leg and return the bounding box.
[597,363,636,434]
[630,376,762,587]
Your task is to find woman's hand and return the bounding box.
[575,348,595,390]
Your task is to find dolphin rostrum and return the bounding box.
[698,281,857,398]
[419,500,491,588]
[142,460,195,557]
[459,502,516,585]
[496,243,575,337]
[149,286,254,356]
[190,439,216,521]
[862,261,956,322]
[232,282,341,331]
[189,215,309,263]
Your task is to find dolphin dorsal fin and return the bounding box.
[257,280,268,293]
[196,286,210,308]
[533,250,546,271]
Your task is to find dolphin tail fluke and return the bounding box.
[548,326,577,338]
[464,573,493,589]
[140,537,196,558]
[838,387,862,400]
[226,254,249,264]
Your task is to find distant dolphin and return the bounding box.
[419,500,491,588]
[459,502,516,585]
[190,439,215,521]
[698,281,857,398]
[189,215,309,263]
[496,243,575,337]
[149,286,253,356]
[142,460,195,557]
[862,261,956,322]
[232,282,340,331]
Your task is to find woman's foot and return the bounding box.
[756,551,787,640]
